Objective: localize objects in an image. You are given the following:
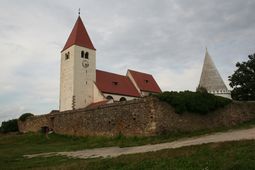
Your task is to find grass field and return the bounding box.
[0,119,255,170]
[1,137,255,170]
[34,140,255,170]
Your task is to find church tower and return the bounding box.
[60,16,96,111]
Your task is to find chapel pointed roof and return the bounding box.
[62,16,95,52]
[198,48,228,92]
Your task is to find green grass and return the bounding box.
[0,119,255,170]
[46,140,255,170]
[4,140,255,170]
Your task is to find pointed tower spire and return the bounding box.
[198,49,229,94]
[62,16,95,52]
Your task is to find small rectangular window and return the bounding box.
[65,52,70,60]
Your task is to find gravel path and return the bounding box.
[24,127,255,159]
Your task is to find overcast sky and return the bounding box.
[0,0,255,123]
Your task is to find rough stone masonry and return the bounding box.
[18,97,255,136]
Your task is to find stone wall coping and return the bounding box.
[25,98,255,121]
[27,97,156,120]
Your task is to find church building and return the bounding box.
[60,16,161,112]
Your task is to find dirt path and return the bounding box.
[24,127,255,159]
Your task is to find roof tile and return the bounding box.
[96,70,140,97]
[62,16,95,52]
[128,69,161,93]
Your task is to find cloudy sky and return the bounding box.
[0,0,255,123]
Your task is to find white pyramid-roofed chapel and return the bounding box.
[198,48,231,99]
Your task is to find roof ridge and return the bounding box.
[97,69,126,77]
[128,69,153,76]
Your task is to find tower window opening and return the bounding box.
[81,51,85,58]
[85,52,89,59]
[65,52,70,60]
[145,79,149,83]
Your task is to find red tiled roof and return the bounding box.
[96,70,140,97]
[62,16,95,52]
[128,70,161,93]
[87,100,108,109]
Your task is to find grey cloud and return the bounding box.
[0,0,255,123]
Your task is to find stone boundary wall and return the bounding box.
[18,97,255,136]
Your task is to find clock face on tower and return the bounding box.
[82,60,89,68]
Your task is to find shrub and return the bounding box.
[157,91,232,114]
[0,119,18,133]
[196,86,208,93]
[19,113,34,122]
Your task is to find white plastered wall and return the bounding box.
[60,45,96,111]
[215,93,232,99]
[211,92,232,99]
[102,93,137,101]
[73,45,96,109]
[93,83,105,103]
[141,91,150,96]
[59,46,75,111]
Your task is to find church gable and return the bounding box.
[127,69,161,93]
[96,70,140,97]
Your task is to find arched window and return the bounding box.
[81,51,85,58]
[120,97,127,102]
[106,96,113,100]
[85,52,89,59]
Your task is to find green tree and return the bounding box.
[19,113,34,122]
[0,119,18,133]
[196,86,208,93]
[229,54,255,101]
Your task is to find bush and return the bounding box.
[157,91,232,114]
[19,113,34,122]
[196,86,208,93]
[0,119,18,133]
